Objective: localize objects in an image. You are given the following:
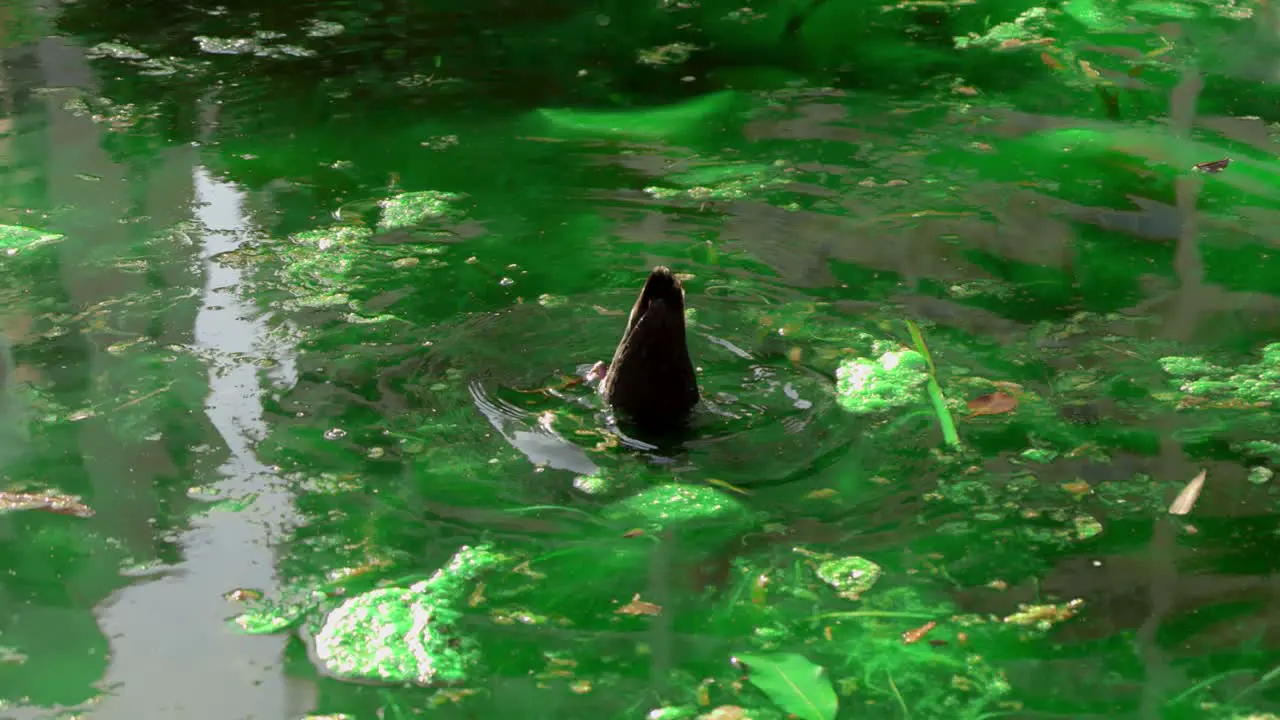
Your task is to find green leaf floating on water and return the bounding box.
[0,225,64,255]
[835,349,930,414]
[531,90,740,140]
[734,652,838,720]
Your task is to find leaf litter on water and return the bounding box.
[0,490,94,518]
[1168,468,1207,516]
[967,391,1018,417]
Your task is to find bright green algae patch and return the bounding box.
[834,349,930,414]
[376,190,467,231]
[602,483,753,534]
[233,545,507,686]
[1159,342,1280,406]
[311,544,506,686]
[0,225,63,255]
[813,556,882,601]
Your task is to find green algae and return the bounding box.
[376,190,467,231]
[312,544,507,685]
[602,483,754,534]
[813,556,882,601]
[235,545,508,687]
[0,225,63,255]
[834,349,930,415]
[1160,343,1280,407]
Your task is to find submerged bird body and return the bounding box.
[599,267,700,434]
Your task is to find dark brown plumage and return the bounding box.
[599,266,699,433]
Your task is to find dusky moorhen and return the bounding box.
[599,266,699,433]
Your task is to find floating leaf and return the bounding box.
[1003,598,1085,629]
[1168,468,1207,516]
[1193,157,1230,174]
[967,391,1018,417]
[0,490,93,518]
[902,620,937,645]
[733,652,838,720]
[615,593,662,617]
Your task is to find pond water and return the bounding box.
[2,1,1280,718]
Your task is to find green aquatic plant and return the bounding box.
[733,652,838,720]
[906,319,961,448]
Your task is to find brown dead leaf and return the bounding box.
[223,588,262,602]
[616,593,662,617]
[1193,157,1230,174]
[468,582,487,608]
[902,620,937,645]
[512,560,547,580]
[967,391,1018,417]
[0,491,94,518]
[1168,468,1207,516]
[696,681,711,706]
[1061,480,1091,498]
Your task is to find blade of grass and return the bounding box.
[906,319,960,448]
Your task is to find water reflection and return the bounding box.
[93,165,311,718]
